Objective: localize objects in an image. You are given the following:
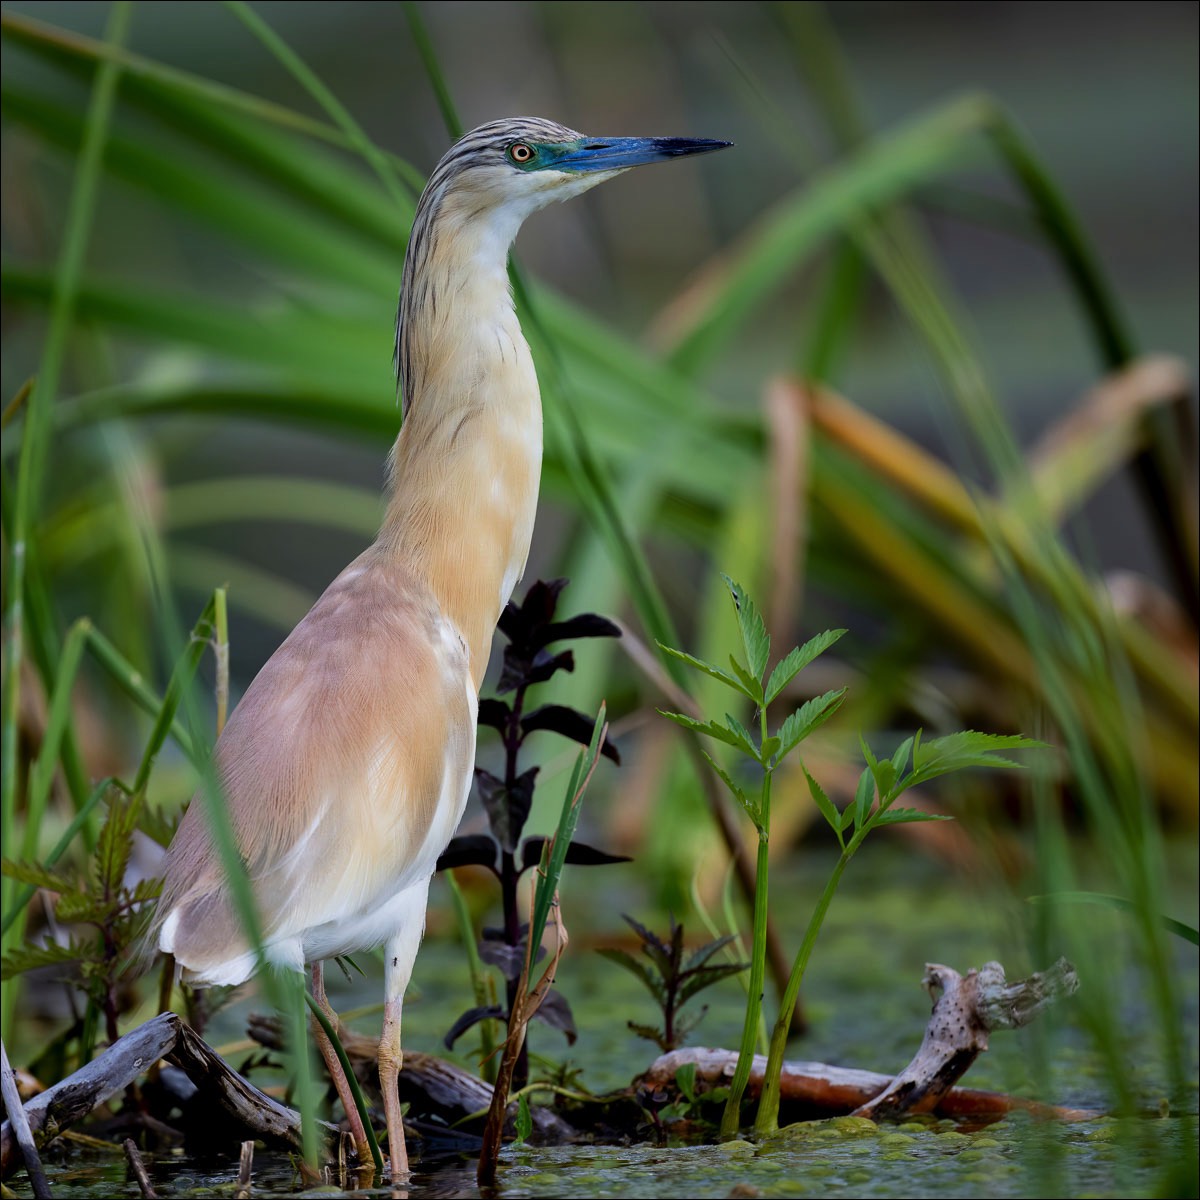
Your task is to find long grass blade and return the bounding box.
[223,0,412,210]
[1,0,132,937]
[303,992,384,1172]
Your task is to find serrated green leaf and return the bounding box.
[677,962,749,1007]
[723,712,761,762]
[722,575,770,681]
[802,764,844,847]
[126,876,163,904]
[864,729,902,806]
[906,731,1043,791]
[93,791,141,898]
[776,687,848,760]
[700,751,754,822]
[853,767,876,830]
[1,939,89,979]
[764,629,847,704]
[760,735,781,763]
[621,913,670,961]
[873,808,955,826]
[137,804,178,849]
[859,732,879,772]
[621,910,679,980]
[659,709,744,752]
[727,655,764,703]
[55,892,114,923]
[870,757,898,797]
[627,1020,667,1049]
[658,644,751,698]
[890,735,915,783]
[682,933,739,973]
[596,946,667,1005]
[0,859,74,893]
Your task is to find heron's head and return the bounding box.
[423,117,731,229]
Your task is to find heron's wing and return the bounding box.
[154,549,476,983]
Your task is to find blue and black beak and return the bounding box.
[552,136,732,172]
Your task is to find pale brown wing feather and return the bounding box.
[152,547,473,978]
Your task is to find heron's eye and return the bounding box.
[508,142,536,165]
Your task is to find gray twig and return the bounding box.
[1,1040,51,1199]
[122,1138,156,1199]
[235,1139,254,1199]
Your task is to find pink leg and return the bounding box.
[378,882,429,1179]
[310,961,372,1165]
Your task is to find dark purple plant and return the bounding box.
[437,578,624,1089]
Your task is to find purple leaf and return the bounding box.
[531,988,577,1043]
[521,704,621,763]
[444,1005,506,1049]
[436,834,499,874]
[521,837,631,873]
[541,614,621,645]
[477,697,511,732]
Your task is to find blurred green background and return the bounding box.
[3,4,1196,679]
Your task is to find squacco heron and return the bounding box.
[151,117,729,1176]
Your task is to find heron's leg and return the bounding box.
[379,881,430,1179]
[310,960,371,1163]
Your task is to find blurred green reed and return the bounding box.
[1,1,1195,1191]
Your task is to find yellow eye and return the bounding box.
[508,142,535,165]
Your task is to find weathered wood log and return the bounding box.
[2,1013,179,1178]
[165,1020,325,1151]
[643,958,1091,1125]
[1,1013,336,1179]
[3,955,1086,1178]
[246,1012,576,1141]
[643,1047,1093,1121]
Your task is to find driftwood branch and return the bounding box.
[3,1013,178,1178]
[245,1014,575,1141]
[1,1039,51,1198]
[165,1019,323,1149]
[3,956,1084,1180]
[1,1012,336,1179]
[123,1137,157,1198]
[642,1047,1094,1121]
[854,958,1079,1119]
[644,958,1090,1124]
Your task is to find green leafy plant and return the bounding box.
[753,725,1041,1134]
[598,915,748,1053]
[0,590,222,1061]
[658,1060,729,1124]
[658,574,1041,1136]
[658,575,846,1136]
[1,784,157,1052]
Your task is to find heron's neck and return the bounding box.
[380,201,542,688]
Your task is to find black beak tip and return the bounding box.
[670,137,734,158]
